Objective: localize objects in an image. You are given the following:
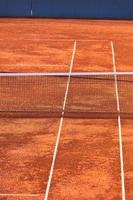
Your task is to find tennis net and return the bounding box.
[0,72,133,118]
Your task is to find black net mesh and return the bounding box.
[0,73,133,118]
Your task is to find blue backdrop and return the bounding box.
[32,0,133,19]
[0,0,31,16]
[0,0,133,19]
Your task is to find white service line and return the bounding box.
[44,40,77,200]
[0,64,69,67]
[0,193,39,197]
[111,41,126,200]
[0,38,110,42]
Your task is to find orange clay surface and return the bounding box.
[0,19,133,200]
[0,19,133,72]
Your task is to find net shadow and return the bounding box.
[0,111,132,119]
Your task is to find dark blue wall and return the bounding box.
[32,0,133,19]
[0,0,133,19]
[0,0,31,16]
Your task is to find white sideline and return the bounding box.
[44,40,77,200]
[111,41,126,200]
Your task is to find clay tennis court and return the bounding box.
[0,19,133,200]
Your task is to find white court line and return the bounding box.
[44,40,77,200]
[111,41,126,200]
[0,193,39,197]
[0,64,69,67]
[0,72,133,77]
[0,38,110,42]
